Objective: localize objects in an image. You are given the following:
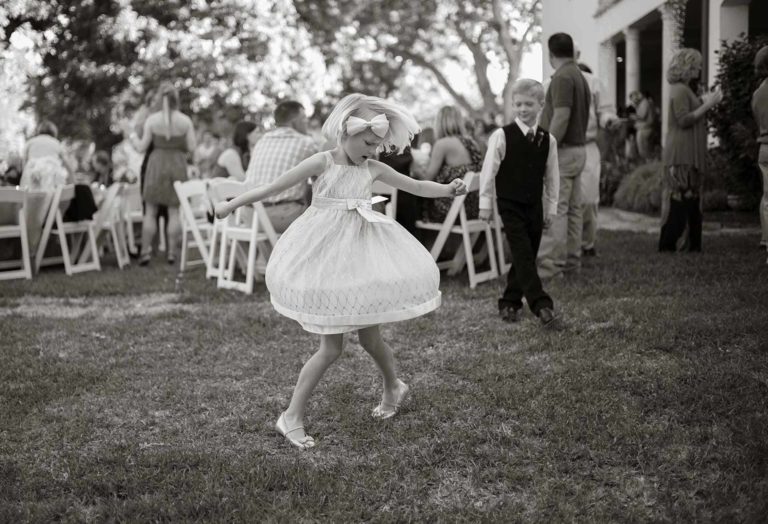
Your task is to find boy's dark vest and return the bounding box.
[496,124,550,206]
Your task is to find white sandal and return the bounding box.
[275,413,315,450]
[372,381,410,420]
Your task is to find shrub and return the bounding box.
[710,33,768,196]
[704,146,744,211]
[613,161,662,213]
[612,152,735,214]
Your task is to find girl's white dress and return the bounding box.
[266,151,441,334]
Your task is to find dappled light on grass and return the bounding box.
[1,231,767,521]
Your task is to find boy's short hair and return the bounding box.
[511,79,545,103]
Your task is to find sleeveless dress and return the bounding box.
[423,136,483,222]
[143,133,188,207]
[265,152,441,334]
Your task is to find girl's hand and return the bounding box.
[214,201,232,219]
[449,178,468,197]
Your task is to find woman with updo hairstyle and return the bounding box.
[129,82,196,265]
[417,105,482,223]
[658,48,722,252]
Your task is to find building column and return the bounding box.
[659,1,682,145]
[598,39,617,115]
[708,0,750,88]
[623,28,641,104]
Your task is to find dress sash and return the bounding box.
[311,195,394,224]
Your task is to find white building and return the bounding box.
[542,0,768,141]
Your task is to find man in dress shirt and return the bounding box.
[245,100,318,232]
[537,32,591,279]
[479,79,561,328]
[578,62,618,257]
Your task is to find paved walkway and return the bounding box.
[598,207,761,236]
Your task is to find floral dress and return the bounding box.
[422,136,483,222]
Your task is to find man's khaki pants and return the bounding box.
[537,145,586,279]
[580,141,601,251]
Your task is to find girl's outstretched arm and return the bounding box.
[215,152,326,218]
[369,160,467,199]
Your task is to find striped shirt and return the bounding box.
[245,127,318,203]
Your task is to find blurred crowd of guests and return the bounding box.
[0,76,498,266]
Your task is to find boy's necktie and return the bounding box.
[526,129,535,143]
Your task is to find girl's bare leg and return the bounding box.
[281,333,344,440]
[357,325,406,410]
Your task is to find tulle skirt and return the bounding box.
[266,206,441,334]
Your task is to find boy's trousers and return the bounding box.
[498,199,554,315]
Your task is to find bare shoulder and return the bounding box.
[433,137,454,150]
[179,112,194,126]
[145,112,162,127]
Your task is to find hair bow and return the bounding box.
[345,114,389,138]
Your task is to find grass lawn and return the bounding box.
[1,230,767,522]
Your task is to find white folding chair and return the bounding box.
[209,181,280,294]
[492,192,512,275]
[174,179,213,272]
[415,172,499,288]
[0,188,33,280]
[205,180,237,280]
[84,183,130,269]
[206,180,270,281]
[371,179,397,219]
[35,184,101,275]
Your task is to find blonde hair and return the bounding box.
[667,48,703,84]
[157,82,179,139]
[511,79,545,103]
[321,94,420,153]
[434,106,467,139]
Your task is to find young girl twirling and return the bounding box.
[215,94,467,450]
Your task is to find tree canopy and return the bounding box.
[294,0,541,121]
[0,0,541,153]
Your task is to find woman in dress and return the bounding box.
[129,83,196,265]
[19,120,70,191]
[658,48,722,252]
[417,106,483,222]
[212,120,260,180]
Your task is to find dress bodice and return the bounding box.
[311,153,372,201]
[151,133,188,151]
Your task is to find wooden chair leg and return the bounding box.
[217,226,229,288]
[207,223,220,279]
[20,215,32,279]
[87,224,101,271]
[57,221,73,276]
[180,227,189,270]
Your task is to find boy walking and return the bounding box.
[479,79,561,328]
